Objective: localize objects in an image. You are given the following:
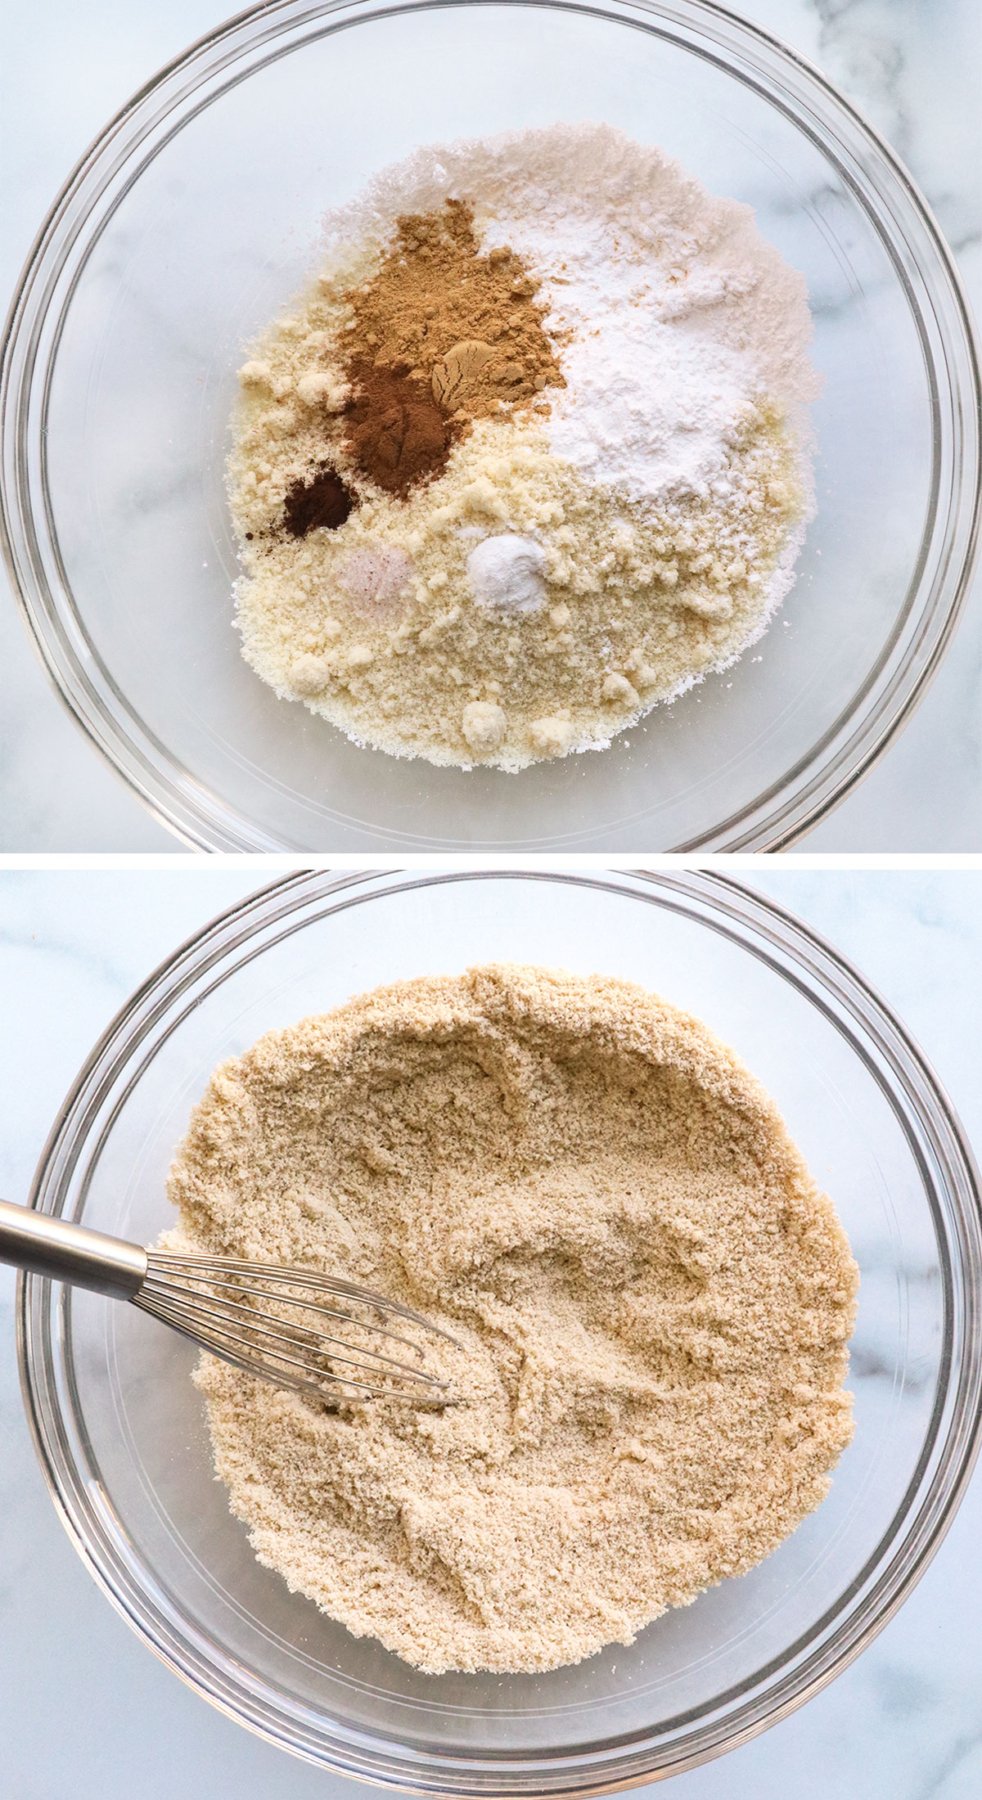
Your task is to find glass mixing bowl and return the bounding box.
[18,870,982,1789]
[1,0,979,850]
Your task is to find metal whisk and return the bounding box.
[0,1198,457,1404]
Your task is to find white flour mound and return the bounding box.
[323,122,818,508]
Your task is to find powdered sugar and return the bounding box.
[543,321,753,501]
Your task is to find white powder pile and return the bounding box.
[466,534,547,614]
[167,965,858,1676]
[229,124,817,769]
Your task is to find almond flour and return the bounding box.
[166,965,858,1676]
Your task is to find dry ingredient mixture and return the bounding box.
[167,965,858,1675]
[229,124,817,770]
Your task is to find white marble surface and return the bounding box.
[1,0,980,851]
[0,868,980,1796]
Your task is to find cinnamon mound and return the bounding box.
[343,355,452,497]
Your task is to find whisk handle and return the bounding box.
[0,1199,147,1299]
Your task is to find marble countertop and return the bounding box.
[1,868,981,1797]
[1,0,980,851]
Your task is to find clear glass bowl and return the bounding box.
[18,870,982,1789]
[1,0,980,851]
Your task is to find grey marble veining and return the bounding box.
[1,0,979,850]
[0,870,981,1798]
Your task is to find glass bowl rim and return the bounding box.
[16,867,982,1791]
[1,0,980,851]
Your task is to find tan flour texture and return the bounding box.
[167,965,858,1675]
[231,398,802,769]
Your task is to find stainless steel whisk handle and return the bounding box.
[0,1198,147,1300]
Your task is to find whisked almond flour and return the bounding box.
[167,965,858,1675]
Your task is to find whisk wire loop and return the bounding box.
[140,1250,457,1402]
[0,1201,459,1406]
[136,1281,447,1387]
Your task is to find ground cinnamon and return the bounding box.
[343,355,452,497]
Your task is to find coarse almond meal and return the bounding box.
[165,965,858,1676]
[228,123,817,771]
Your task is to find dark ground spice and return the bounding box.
[283,466,355,537]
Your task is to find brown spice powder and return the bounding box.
[337,200,564,495]
[167,965,858,1676]
[282,465,355,537]
[343,355,452,497]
